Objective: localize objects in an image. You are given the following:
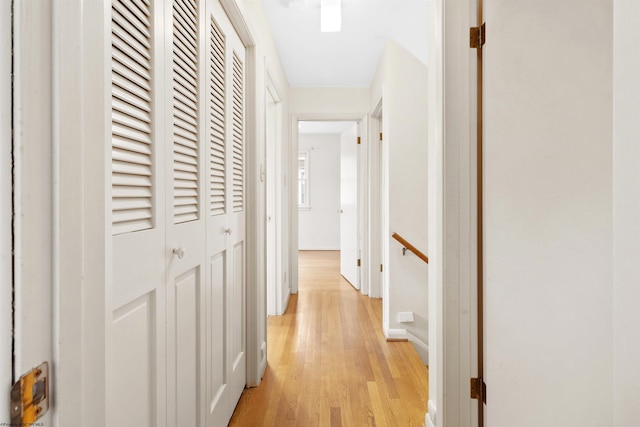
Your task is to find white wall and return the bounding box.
[290,87,369,115]
[225,0,292,383]
[484,1,613,425]
[613,1,640,424]
[298,134,341,250]
[370,40,429,362]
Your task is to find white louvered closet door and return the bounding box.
[205,0,247,425]
[164,0,207,426]
[109,1,246,426]
[109,1,168,426]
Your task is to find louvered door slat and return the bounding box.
[231,52,244,213]
[209,17,226,217]
[175,0,197,22]
[112,150,151,166]
[174,24,198,57]
[113,90,151,117]
[113,136,151,156]
[172,0,199,225]
[112,1,150,37]
[112,0,154,236]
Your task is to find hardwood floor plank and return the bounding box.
[229,251,429,426]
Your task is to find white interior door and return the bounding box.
[340,122,359,288]
[205,1,247,424]
[165,1,206,425]
[109,1,168,425]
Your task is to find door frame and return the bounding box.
[425,0,481,426]
[217,0,265,388]
[1,0,12,421]
[290,113,368,296]
[369,98,385,302]
[265,69,285,317]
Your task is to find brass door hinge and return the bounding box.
[380,264,383,272]
[470,377,487,403]
[357,258,361,267]
[379,132,383,141]
[470,23,486,49]
[11,362,49,424]
[357,136,361,145]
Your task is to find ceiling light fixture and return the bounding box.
[320,0,341,32]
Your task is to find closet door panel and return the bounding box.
[109,1,167,426]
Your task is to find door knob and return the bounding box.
[173,246,186,259]
[338,209,343,214]
[224,228,232,235]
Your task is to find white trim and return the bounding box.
[220,0,256,47]
[433,0,480,425]
[406,330,429,364]
[53,1,112,424]
[53,0,94,424]
[259,341,267,377]
[291,113,369,296]
[426,402,437,427]
[383,326,408,341]
[0,0,12,421]
[427,0,445,425]
[427,400,437,426]
[357,117,369,295]
[13,2,55,425]
[279,289,290,317]
[382,328,430,364]
[368,99,384,300]
[265,66,286,321]
[219,0,264,389]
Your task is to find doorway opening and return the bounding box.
[296,120,362,289]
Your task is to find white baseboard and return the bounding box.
[383,326,407,340]
[406,330,429,364]
[278,288,291,315]
[383,327,429,364]
[427,400,437,427]
[259,341,267,378]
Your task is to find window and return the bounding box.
[298,151,310,209]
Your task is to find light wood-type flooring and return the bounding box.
[229,250,429,426]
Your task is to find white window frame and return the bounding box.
[298,150,311,210]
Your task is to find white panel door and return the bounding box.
[165,0,206,425]
[109,1,167,427]
[205,1,247,424]
[108,1,246,426]
[340,123,359,288]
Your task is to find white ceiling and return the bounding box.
[262,0,428,87]
[299,120,357,134]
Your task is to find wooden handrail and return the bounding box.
[391,233,429,264]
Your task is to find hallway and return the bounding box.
[229,251,429,426]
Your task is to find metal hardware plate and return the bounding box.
[11,362,49,424]
[470,377,487,403]
[470,23,486,48]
